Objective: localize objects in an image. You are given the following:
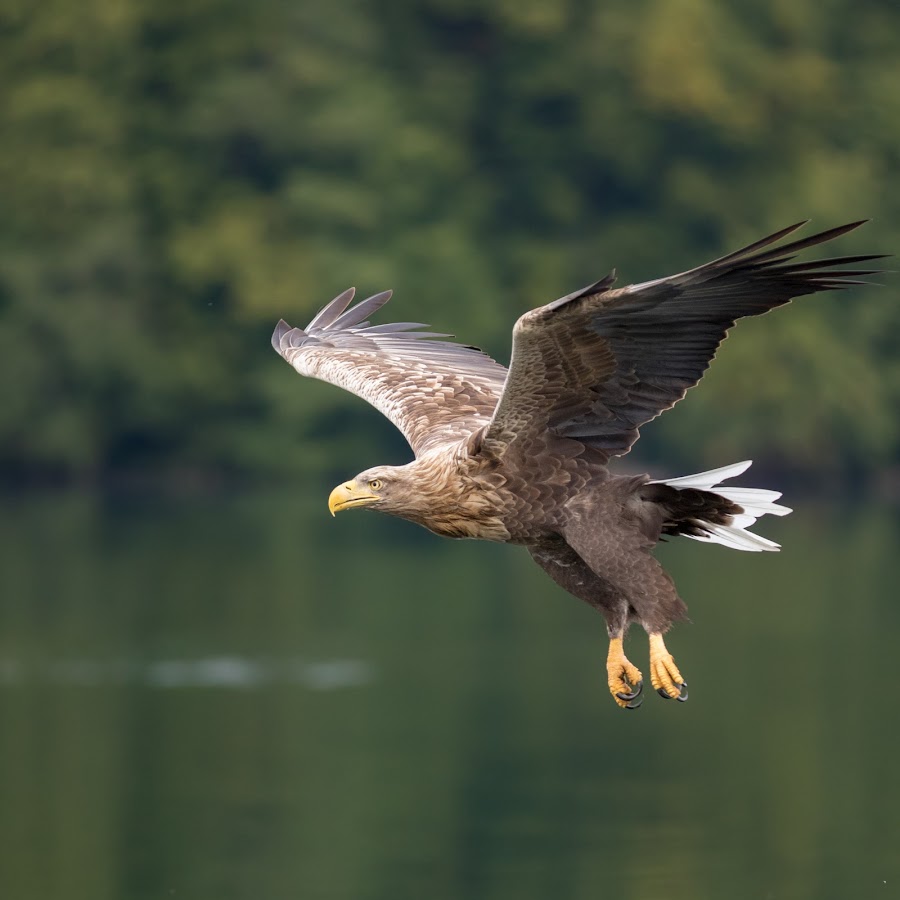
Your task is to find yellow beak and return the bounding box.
[328,480,380,516]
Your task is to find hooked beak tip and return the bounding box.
[328,479,379,516]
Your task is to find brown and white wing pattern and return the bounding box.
[272,288,508,456]
[486,221,883,459]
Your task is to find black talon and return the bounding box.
[657,682,688,701]
[615,679,643,702]
[624,694,643,710]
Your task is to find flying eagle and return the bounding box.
[272,222,881,709]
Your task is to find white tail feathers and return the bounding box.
[651,460,792,552]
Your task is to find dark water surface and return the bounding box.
[1,490,898,899]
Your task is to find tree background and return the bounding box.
[2,0,897,489]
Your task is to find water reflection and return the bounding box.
[0,655,374,690]
[0,490,898,899]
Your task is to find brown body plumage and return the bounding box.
[273,222,883,708]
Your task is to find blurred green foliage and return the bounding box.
[1,0,897,485]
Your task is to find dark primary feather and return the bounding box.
[485,221,884,459]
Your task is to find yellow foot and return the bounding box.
[649,633,688,701]
[607,637,644,709]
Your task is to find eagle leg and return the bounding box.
[649,633,688,701]
[607,637,643,709]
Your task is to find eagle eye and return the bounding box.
[368,479,383,491]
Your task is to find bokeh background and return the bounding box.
[2,0,899,487]
[1,2,899,899]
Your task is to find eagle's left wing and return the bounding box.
[272,288,508,457]
[483,221,883,460]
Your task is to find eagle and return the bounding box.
[272,221,881,709]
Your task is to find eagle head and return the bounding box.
[327,456,510,541]
[328,466,416,517]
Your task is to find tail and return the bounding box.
[649,461,792,552]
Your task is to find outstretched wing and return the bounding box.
[485,221,884,459]
[272,288,508,456]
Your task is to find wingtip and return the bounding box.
[306,287,358,331]
[821,219,871,238]
[271,319,292,353]
[329,289,395,330]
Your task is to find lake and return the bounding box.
[1,487,898,899]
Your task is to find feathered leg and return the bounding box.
[562,512,690,705]
[529,539,643,708]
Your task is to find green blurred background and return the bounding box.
[1,0,898,488]
[2,3,900,900]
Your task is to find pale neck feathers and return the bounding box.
[382,450,510,541]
